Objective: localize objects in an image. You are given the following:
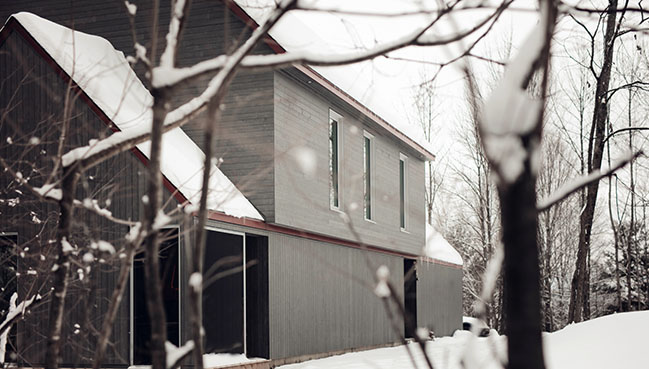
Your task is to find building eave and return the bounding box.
[223,0,436,162]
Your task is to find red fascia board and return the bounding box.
[207,210,462,269]
[222,0,436,161]
[2,18,189,206]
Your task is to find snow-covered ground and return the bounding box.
[203,353,265,368]
[278,311,649,369]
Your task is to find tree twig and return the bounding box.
[538,150,643,212]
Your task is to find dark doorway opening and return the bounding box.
[245,234,269,359]
[0,233,18,363]
[201,231,269,358]
[203,230,244,354]
[404,259,418,338]
[133,228,180,365]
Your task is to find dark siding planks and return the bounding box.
[416,262,463,337]
[0,0,277,220]
[0,27,181,366]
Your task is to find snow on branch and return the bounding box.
[166,340,194,369]
[151,0,512,88]
[33,184,62,200]
[478,3,548,185]
[124,1,137,16]
[0,155,62,202]
[0,294,41,337]
[159,0,190,68]
[537,150,643,212]
[63,0,298,170]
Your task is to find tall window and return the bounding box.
[363,131,374,220]
[399,154,408,230]
[329,110,342,209]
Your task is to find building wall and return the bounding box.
[267,232,404,359]
[0,28,140,366]
[416,262,463,337]
[0,0,277,220]
[0,26,184,366]
[202,219,406,360]
[273,70,427,255]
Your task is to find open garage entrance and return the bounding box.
[203,229,268,358]
[131,228,268,362]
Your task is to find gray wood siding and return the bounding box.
[201,219,406,360]
[273,70,426,255]
[416,262,463,337]
[0,0,277,220]
[0,27,181,366]
[267,233,403,359]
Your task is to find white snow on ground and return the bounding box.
[279,311,649,369]
[9,12,263,220]
[423,224,463,266]
[544,311,649,369]
[203,353,265,368]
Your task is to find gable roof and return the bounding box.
[424,224,463,266]
[2,12,264,220]
[226,1,436,162]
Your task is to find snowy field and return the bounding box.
[276,311,649,369]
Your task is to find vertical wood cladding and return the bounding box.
[273,70,426,255]
[0,26,180,366]
[0,0,276,220]
[416,262,463,337]
[267,232,404,359]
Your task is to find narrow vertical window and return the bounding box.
[329,110,342,209]
[400,154,408,230]
[363,132,374,220]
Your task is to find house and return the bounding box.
[0,1,462,367]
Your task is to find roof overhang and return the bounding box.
[224,0,436,162]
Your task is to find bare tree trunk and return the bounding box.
[543,223,554,331]
[626,90,635,311]
[143,92,170,369]
[427,161,434,223]
[92,239,139,369]
[188,104,224,369]
[569,0,618,323]
[45,166,80,369]
[499,168,545,369]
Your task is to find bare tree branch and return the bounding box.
[538,151,643,212]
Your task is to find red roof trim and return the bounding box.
[3,17,189,206]
[207,211,462,269]
[222,0,435,161]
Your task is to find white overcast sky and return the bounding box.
[239,0,541,155]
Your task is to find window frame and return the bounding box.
[399,153,409,231]
[329,109,343,211]
[363,131,375,221]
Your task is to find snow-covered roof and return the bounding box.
[6,12,263,221]
[232,0,436,160]
[423,224,463,266]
